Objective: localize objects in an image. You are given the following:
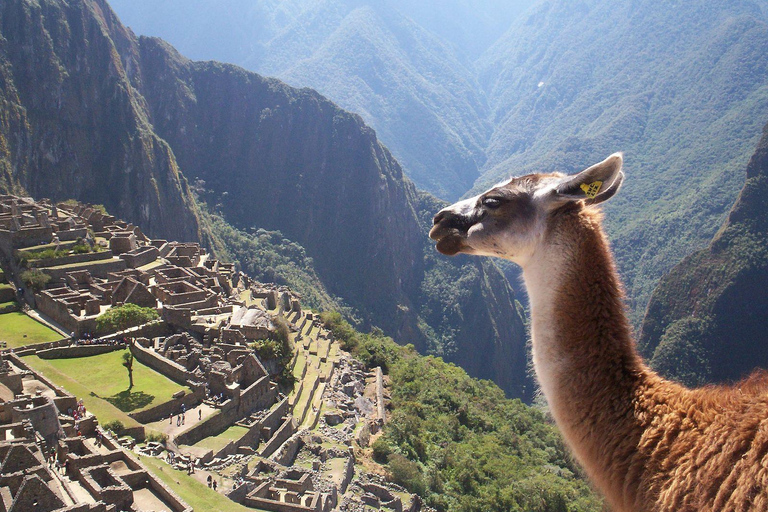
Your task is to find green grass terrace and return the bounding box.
[191,424,249,453]
[0,311,64,348]
[137,455,269,512]
[23,350,189,429]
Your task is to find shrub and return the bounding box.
[20,269,51,290]
[71,244,92,254]
[96,304,159,334]
[372,437,392,463]
[388,453,426,495]
[145,431,168,444]
[102,420,125,436]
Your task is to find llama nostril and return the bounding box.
[433,211,446,225]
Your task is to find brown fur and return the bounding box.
[431,167,768,512]
[531,206,768,512]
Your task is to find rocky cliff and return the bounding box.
[0,0,532,398]
[638,120,768,386]
[0,0,201,242]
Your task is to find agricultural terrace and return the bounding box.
[0,310,64,348]
[23,350,189,427]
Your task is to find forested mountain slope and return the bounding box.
[109,0,536,200]
[638,119,768,386]
[477,0,768,323]
[110,0,768,326]
[0,0,533,399]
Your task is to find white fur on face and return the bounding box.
[432,174,568,265]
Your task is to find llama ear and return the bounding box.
[554,153,624,205]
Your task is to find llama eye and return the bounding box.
[482,197,502,209]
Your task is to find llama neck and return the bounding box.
[522,209,652,507]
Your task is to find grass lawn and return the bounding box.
[137,259,164,271]
[192,425,248,452]
[23,354,141,430]
[45,258,117,270]
[23,350,188,428]
[137,455,269,512]
[0,311,64,347]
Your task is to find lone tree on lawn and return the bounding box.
[122,352,134,390]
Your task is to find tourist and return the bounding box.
[169,412,173,424]
[212,480,217,491]
[207,475,212,488]
[198,409,202,421]
[176,415,181,427]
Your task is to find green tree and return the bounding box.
[95,304,159,334]
[20,269,50,291]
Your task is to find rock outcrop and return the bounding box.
[0,0,201,242]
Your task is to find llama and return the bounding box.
[429,153,768,512]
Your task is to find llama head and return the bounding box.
[429,153,624,266]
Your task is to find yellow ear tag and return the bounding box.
[580,181,603,199]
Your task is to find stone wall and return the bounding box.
[340,456,355,494]
[36,344,123,360]
[29,250,114,269]
[36,291,95,336]
[238,376,277,416]
[162,307,192,329]
[100,320,172,342]
[129,386,204,424]
[43,258,126,282]
[270,432,303,466]
[130,343,190,386]
[56,227,89,241]
[119,246,159,268]
[211,420,262,460]
[262,399,290,434]
[261,417,297,459]
[174,401,239,447]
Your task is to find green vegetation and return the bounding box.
[95,304,159,334]
[23,355,141,430]
[201,209,352,318]
[0,311,63,347]
[251,315,294,386]
[138,455,264,512]
[113,0,768,332]
[322,313,601,511]
[19,269,50,291]
[192,425,248,452]
[18,243,100,265]
[638,126,768,386]
[0,301,18,314]
[23,350,186,414]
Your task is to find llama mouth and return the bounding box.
[434,233,467,256]
[430,222,470,256]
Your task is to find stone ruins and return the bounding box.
[0,195,420,512]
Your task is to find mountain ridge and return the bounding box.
[0,0,533,399]
[638,118,768,386]
[108,0,768,327]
